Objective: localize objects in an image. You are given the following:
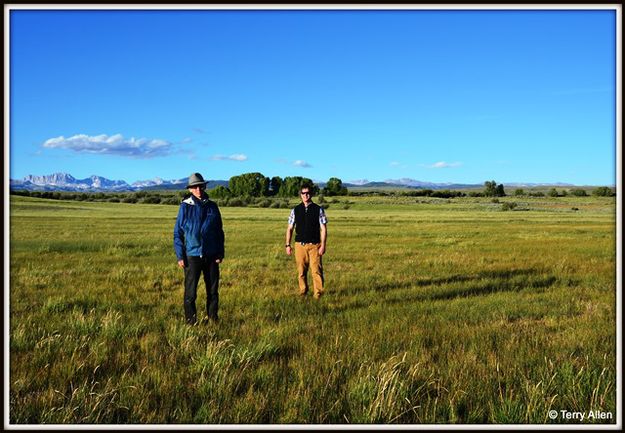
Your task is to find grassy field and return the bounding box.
[8,194,617,425]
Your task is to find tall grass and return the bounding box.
[8,195,616,424]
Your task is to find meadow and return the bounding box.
[8,194,617,425]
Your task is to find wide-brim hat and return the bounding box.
[186,172,208,188]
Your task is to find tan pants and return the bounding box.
[294,243,324,297]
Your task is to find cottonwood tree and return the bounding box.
[278,176,318,197]
[269,176,283,196]
[323,177,348,196]
[484,180,505,197]
[210,185,232,199]
[228,172,270,197]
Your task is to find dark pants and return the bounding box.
[184,256,219,324]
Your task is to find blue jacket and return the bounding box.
[173,194,225,260]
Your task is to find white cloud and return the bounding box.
[293,160,312,168]
[428,161,463,169]
[42,133,173,158]
[210,154,248,161]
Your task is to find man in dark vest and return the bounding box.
[285,182,328,298]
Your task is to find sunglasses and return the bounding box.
[300,191,311,196]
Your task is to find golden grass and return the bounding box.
[8,195,617,424]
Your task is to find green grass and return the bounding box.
[8,195,617,424]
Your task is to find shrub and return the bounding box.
[228,198,246,207]
[403,189,433,197]
[501,202,518,211]
[11,190,30,197]
[430,190,464,198]
[592,186,614,197]
[571,189,588,197]
[269,200,290,209]
[141,196,161,204]
[161,197,180,205]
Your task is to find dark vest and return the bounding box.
[294,202,321,243]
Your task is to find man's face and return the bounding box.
[300,189,312,204]
[189,185,204,199]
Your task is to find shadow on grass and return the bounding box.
[330,268,562,314]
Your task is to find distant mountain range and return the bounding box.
[9,172,576,192]
[345,178,576,189]
[9,173,228,192]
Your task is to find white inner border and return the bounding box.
[4,3,622,431]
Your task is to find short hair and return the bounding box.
[300,182,313,193]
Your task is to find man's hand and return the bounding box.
[286,245,292,256]
[215,258,223,264]
[177,259,185,268]
[318,245,326,256]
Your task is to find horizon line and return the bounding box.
[8,171,615,188]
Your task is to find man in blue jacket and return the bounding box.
[174,173,225,324]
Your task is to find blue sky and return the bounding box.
[8,7,618,185]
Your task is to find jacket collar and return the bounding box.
[183,193,209,205]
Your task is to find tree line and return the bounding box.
[482,181,615,198]
[211,173,348,199]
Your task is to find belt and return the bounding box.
[299,242,317,245]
